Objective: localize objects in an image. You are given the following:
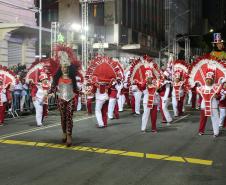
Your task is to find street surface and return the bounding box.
[0,107,226,185]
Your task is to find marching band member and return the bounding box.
[116,77,124,112]
[92,76,109,128]
[85,80,94,115]
[172,70,185,117]
[108,78,119,120]
[158,70,173,124]
[0,76,7,125]
[197,68,221,137]
[131,80,143,116]
[141,69,160,132]
[31,72,50,127]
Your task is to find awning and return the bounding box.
[0,23,51,38]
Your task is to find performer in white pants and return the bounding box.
[187,89,192,105]
[141,69,160,132]
[116,78,124,112]
[76,76,83,111]
[108,79,118,119]
[158,71,173,124]
[93,79,109,127]
[172,71,185,117]
[197,69,221,137]
[219,80,226,127]
[31,73,50,127]
[131,80,143,115]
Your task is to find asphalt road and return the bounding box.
[0,107,226,185]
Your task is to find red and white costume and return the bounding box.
[108,79,120,119]
[86,56,124,127]
[0,66,16,125]
[218,80,226,127]
[141,65,161,132]
[128,57,153,115]
[84,81,94,114]
[31,73,50,126]
[0,77,7,124]
[189,57,226,136]
[158,70,173,123]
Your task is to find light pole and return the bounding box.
[39,0,42,60]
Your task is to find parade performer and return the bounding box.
[31,72,50,127]
[219,79,226,127]
[141,63,161,132]
[0,66,15,125]
[116,77,125,112]
[171,60,189,117]
[158,70,173,124]
[128,57,151,115]
[189,57,226,137]
[122,66,131,107]
[85,56,124,127]
[210,33,226,60]
[0,76,7,125]
[84,80,94,115]
[50,45,80,146]
[108,78,120,119]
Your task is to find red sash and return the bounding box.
[147,85,157,109]
[197,86,220,116]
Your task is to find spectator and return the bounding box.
[20,79,28,112]
[13,78,23,111]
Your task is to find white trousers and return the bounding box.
[117,95,125,112]
[134,91,142,114]
[172,96,178,117]
[161,97,172,122]
[141,103,150,131]
[188,90,192,105]
[95,99,106,126]
[33,100,43,126]
[219,108,226,127]
[20,96,26,111]
[77,96,82,111]
[108,98,116,119]
[211,109,220,135]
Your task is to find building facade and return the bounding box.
[0,0,38,66]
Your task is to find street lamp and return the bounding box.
[71,23,82,32]
[209,29,214,33]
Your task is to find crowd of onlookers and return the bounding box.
[6,64,57,117]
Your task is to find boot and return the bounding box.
[62,133,67,143]
[66,134,72,147]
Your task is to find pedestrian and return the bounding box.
[20,78,28,112]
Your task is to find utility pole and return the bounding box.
[39,0,42,60]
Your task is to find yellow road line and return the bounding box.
[0,139,213,166]
[0,116,95,140]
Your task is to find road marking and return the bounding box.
[0,139,213,166]
[0,116,95,140]
[173,114,190,123]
